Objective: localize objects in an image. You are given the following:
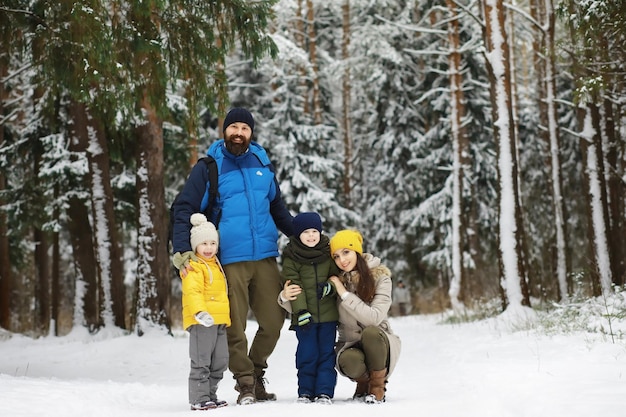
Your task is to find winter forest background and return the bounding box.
[0,0,625,337]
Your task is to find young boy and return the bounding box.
[182,213,230,410]
[279,212,339,404]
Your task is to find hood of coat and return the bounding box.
[365,253,392,280]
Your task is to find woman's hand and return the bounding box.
[282,279,302,301]
[329,275,347,298]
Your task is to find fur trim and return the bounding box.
[364,253,391,281]
[371,263,391,281]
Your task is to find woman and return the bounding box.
[281,229,401,404]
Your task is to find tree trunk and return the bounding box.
[134,96,171,334]
[0,61,10,330]
[533,0,569,300]
[446,0,469,310]
[294,0,309,116]
[34,228,50,334]
[67,101,101,332]
[482,0,530,309]
[581,102,613,295]
[341,0,353,210]
[306,0,322,125]
[0,168,10,331]
[0,171,13,330]
[545,0,569,300]
[33,122,51,335]
[67,196,100,330]
[602,97,625,287]
[86,108,126,329]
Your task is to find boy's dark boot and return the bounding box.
[235,375,256,405]
[353,372,370,400]
[254,371,277,401]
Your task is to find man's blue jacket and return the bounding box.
[172,139,294,265]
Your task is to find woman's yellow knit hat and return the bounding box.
[330,229,363,255]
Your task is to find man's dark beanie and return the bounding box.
[223,107,255,135]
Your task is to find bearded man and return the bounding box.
[172,107,294,405]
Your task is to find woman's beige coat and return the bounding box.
[335,253,401,377]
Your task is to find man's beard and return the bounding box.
[225,135,249,156]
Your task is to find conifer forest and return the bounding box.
[0,0,624,336]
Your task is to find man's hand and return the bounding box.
[282,279,302,301]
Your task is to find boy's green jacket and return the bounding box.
[281,234,340,328]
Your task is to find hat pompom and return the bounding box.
[190,213,208,227]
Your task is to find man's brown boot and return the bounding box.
[235,375,256,405]
[254,372,277,401]
[353,372,370,401]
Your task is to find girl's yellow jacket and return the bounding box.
[182,256,231,330]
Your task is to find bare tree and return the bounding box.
[341,0,353,210]
[306,0,322,124]
[580,101,613,296]
[0,169,9,330]
[294,0,309,115]
[481,0,530,309]
[560,0,624,294]
[0,59,10,330]
[526,0,570,301]
[446,0,470,311]
[604,96,625,287]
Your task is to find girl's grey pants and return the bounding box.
[188,324,229,404]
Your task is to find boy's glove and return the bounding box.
[296,310,312,327]
[195,311,214,327]
[172,251,198,270]
[317,282,333,299]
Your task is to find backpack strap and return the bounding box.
[199,156,221,227]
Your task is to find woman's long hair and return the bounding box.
[354,253,376,303]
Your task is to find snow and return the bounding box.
[1,314,624,417]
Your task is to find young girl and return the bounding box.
[182,213,230,410]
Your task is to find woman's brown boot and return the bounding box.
[365,369,387,404]
[353,372,370,400]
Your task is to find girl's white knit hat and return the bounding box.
[190,213,219,252]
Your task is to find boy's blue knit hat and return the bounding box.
[293,212,322,237]
[223,107,254,134]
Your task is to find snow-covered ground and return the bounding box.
[1,312,624,417]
